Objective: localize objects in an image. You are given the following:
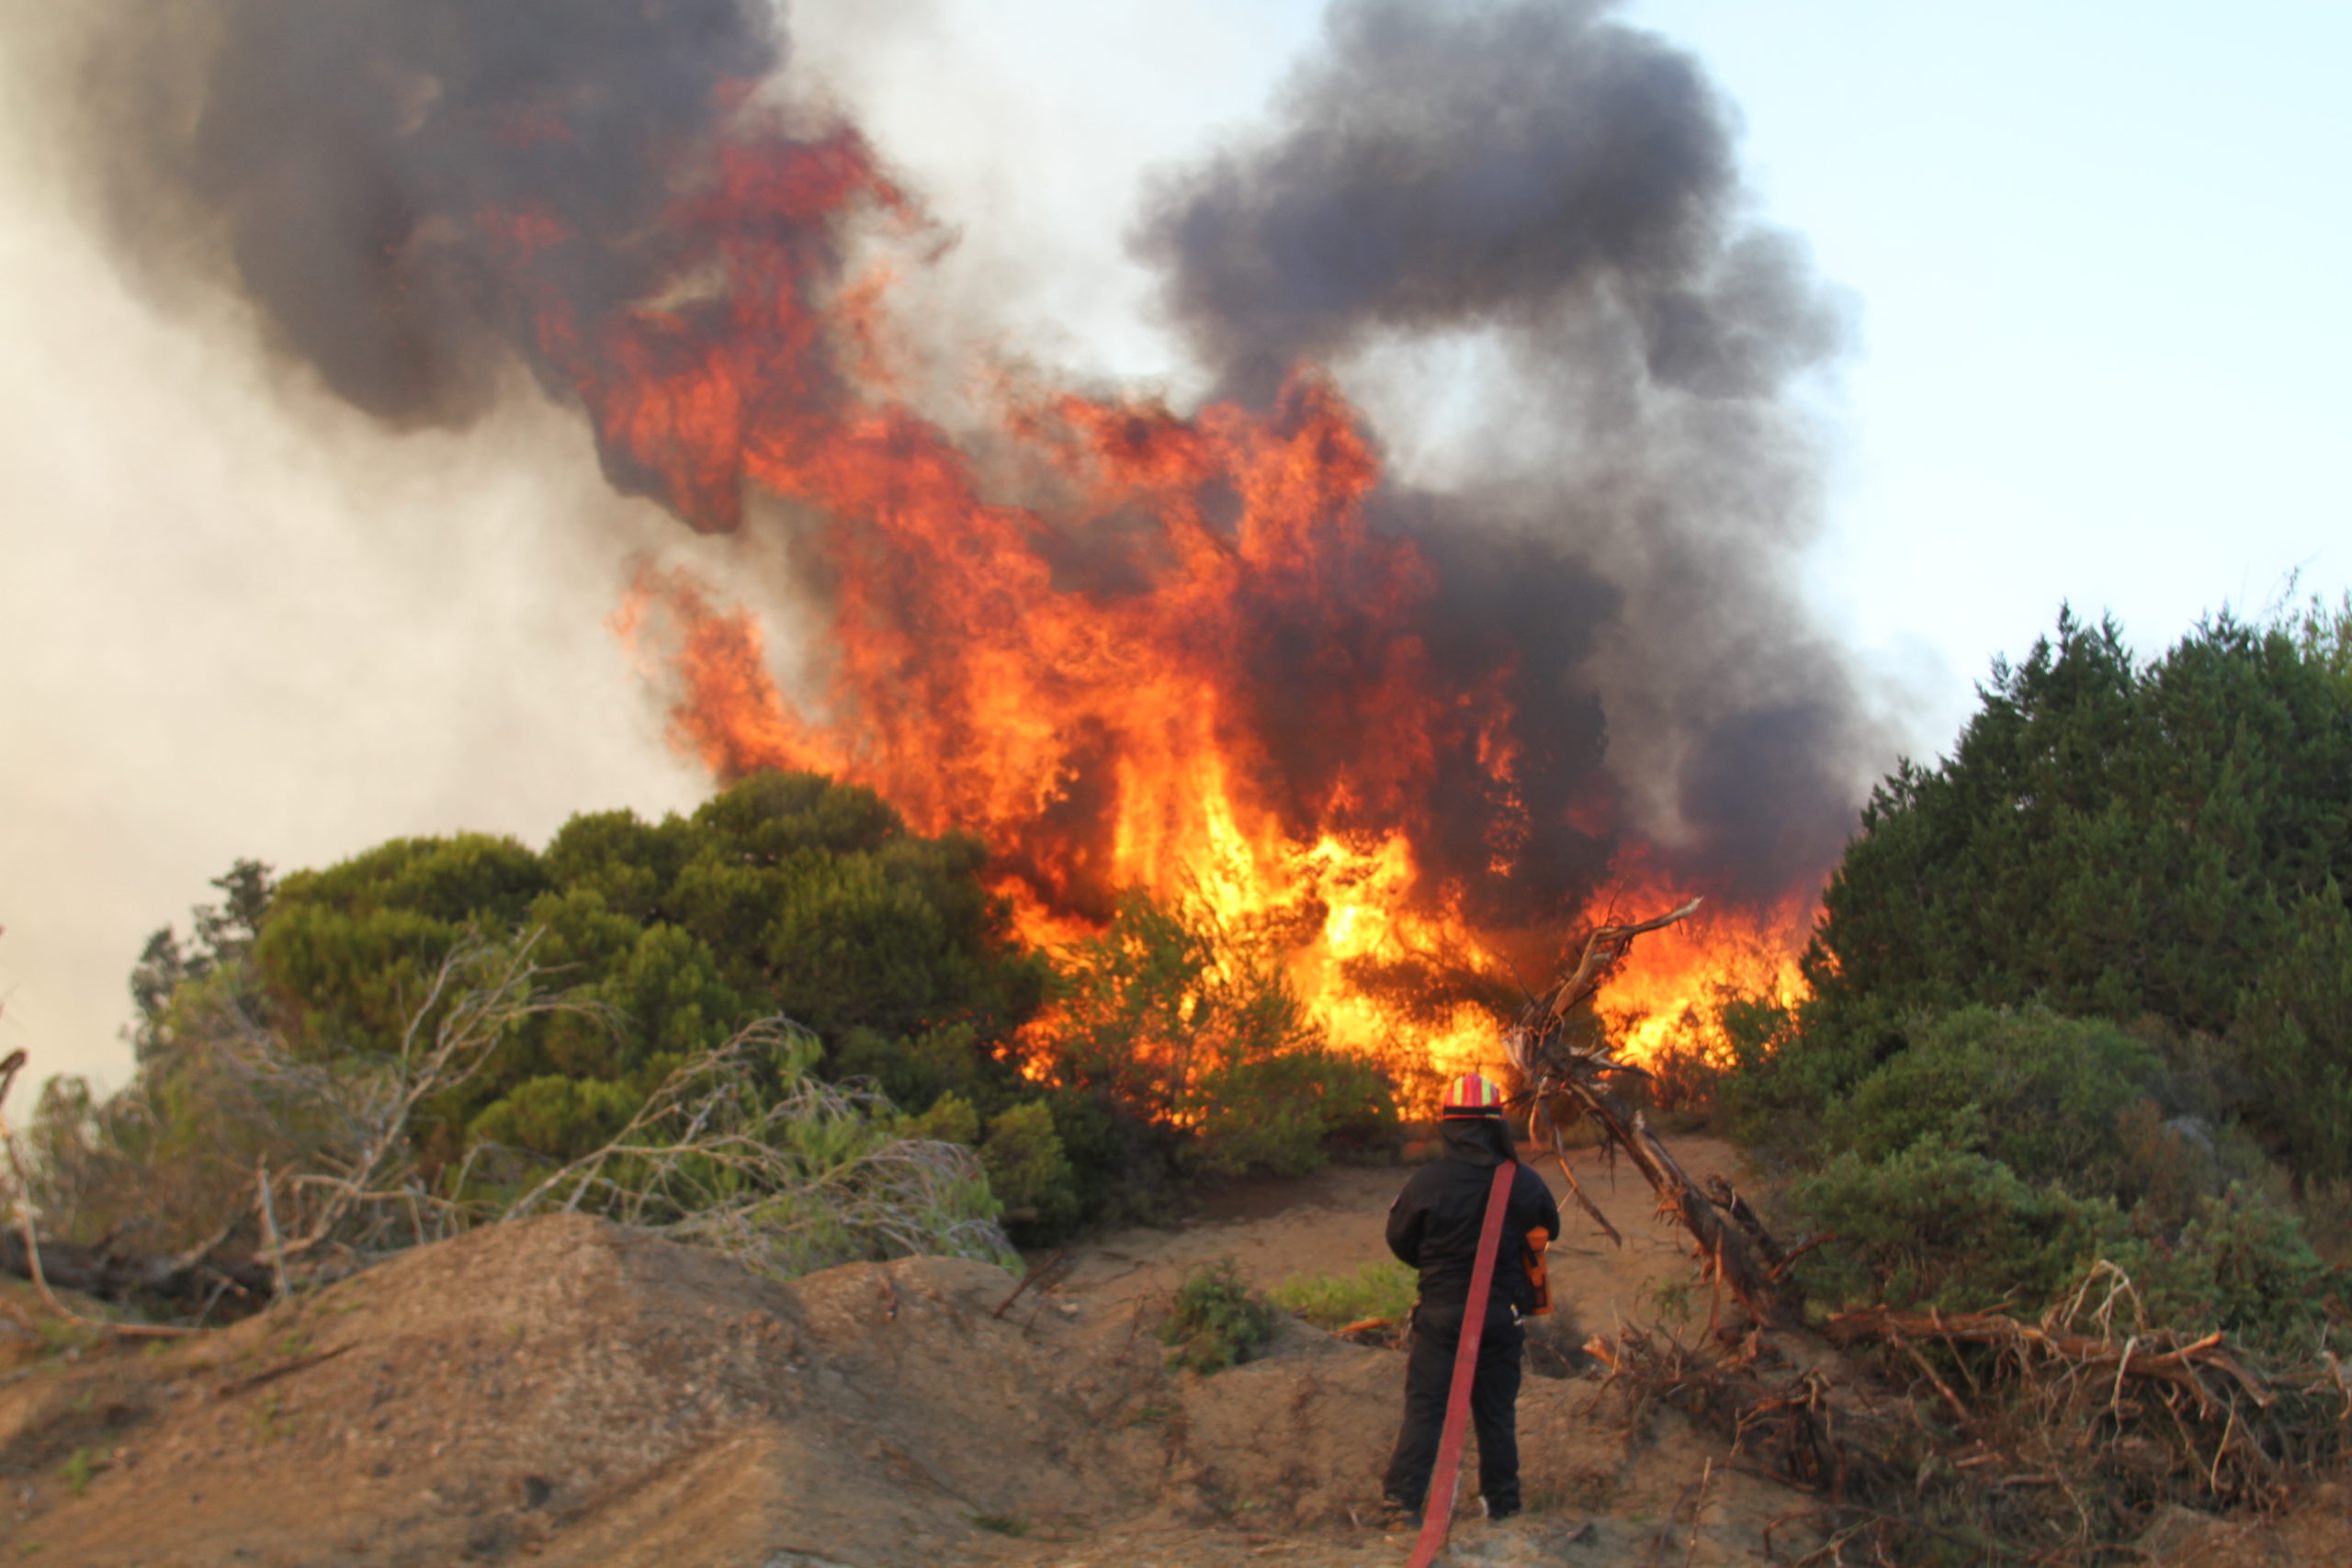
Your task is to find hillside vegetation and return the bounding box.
[1724,597,2352,1346]
[25,774,1394,1284]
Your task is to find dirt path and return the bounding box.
[1,1137,1812,1567]
[1056,1136,1749,1337]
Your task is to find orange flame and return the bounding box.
[526,98,1814,1086]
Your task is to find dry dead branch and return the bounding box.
[1599,1323,1900,1508]
[1505,897,1798,1328]
[500,1019,1015,1280]
[222,930,594,1260]
[1822,1269,2335,1519]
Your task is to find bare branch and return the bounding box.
[1510,896,1794,1328]
[499,1019,1015,1279]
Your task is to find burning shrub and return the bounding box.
[1021,890,1399,1180]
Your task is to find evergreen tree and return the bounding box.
[1761,605,2352,1182]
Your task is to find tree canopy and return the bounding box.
[1778,606,2352,1179]
[1724,600,2352,1341]
[48,770,1399,1267]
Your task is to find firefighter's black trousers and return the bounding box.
[1382,1299,1526,1513]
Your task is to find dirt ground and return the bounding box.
[5,1134,2339,1565]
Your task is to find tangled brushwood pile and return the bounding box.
[1586,1265,2352,1563]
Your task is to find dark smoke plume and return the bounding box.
[1140,0,1877,903]
[51,0,1887,922]
[65,0,861,526]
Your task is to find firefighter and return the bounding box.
[1380,1070,1562,1525]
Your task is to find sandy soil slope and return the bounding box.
[0,1138,1898,1565]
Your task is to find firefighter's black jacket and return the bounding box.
[1385,1118,1563,1315]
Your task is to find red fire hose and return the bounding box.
[1406,1158,1518,1568]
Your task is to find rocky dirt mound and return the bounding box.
[5,1202,1815,1567]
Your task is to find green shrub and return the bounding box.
[2144,1185,2332,1341]
[978,1101,1081,1240]
[1819,1006,2162,1190]
[1160,1258,1279,1373]
[1791,1138,2335,1346]
[469,1076,643,1158]
[1789,608,2352,1184]
[1024,889,1399,1179]
[896,1091,982,1146]
[1270,1259,1417,1332]
[1190,1046,1396,1179]
[2233,885,2352,1187]
[1790,1138,2132,1314]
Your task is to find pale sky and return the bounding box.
[3,0,2346,1090]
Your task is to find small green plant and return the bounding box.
[58,1448,96,1495]
[1160,1258,1279,1373]
[979,1100,1080,1237]
[33,1319,104,1360]
[1642,1271,1698,1328]
[968,1514,1029,1537]
[1269,1259,1417,1332]
[250,1390,288,1442]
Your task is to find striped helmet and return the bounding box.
[1441,1071,1506,1118]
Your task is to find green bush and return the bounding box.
[1818,1006,2162,1190]
[239,771,1047,1167]
[2144,1185,2332,1341]
[2233,885,2352,1186]
[1792,1138,2132,1315]
[978,1101,1081,1240]
[1791,1136,2335,1346]
[896,1091,982,1146]
[469,1076,643,1159]
[1190,1046,1397,1179]
[1024,890,1398,1179]
[1160,1258,1279,1373]
[1269,1259,1417,1332]
[1785,608,2352,1184]
[1765,1000,2340,1341]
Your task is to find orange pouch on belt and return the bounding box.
[1523,1227,1553,1317]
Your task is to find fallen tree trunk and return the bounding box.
[2,1045,268,1325]
[0,1229,276,1311]
[1505,899,1800,1330]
